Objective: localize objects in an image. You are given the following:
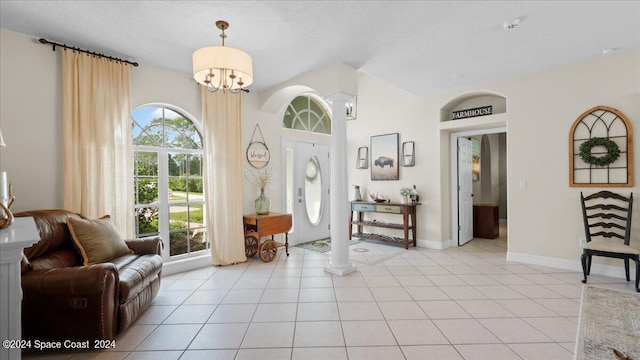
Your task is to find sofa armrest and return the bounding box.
[21,264,119,341]
[125,237,163,256]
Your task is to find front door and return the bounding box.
[295,142,330,244]
[458,138,473,245]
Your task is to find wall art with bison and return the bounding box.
[370,133,399,180]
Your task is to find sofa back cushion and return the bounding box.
[67,215,133,265]
[17,209,85,262]
[29,248,82,271]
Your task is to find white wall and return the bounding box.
[347,72,442,245]
[0,29,62,212]
[131,63,201,124]
[503,50,640,267]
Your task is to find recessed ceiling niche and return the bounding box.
[440,93,507,122]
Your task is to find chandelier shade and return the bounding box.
[192,20,253,93]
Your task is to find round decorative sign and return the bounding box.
[247,124,270,169]
[579,137,620,167]
[247,142,270,169]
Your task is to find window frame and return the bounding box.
[132,103,207,260]
[282,95,332,134]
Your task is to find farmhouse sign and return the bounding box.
[247,124,270,169]
[452,105,493,120]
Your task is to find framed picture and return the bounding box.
[370,133,399,180]
[472,138,480,181]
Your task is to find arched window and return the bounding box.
[282,95,331,134]
[132,105,207,258]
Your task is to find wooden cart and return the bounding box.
[243,213,292,263]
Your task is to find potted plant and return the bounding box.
[400,187,411,204]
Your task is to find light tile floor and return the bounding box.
[23,231,639,360]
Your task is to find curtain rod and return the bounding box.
[38,38,139,67]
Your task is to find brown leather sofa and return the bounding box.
[17,209,163,342]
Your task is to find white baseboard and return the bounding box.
[507,251,630,278]
[417,238,452,250]
[162,254,213,276]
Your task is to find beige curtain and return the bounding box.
[62,50,134,237]
[201,89,247,265]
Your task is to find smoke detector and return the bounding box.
[503,18,520,31]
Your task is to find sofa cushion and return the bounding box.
[17,209,84,261]
[116,254,163,303]
[67,215,133,265]
[29,248,81,271]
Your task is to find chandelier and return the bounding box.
[192,20,253,94]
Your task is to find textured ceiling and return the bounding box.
[1,1,639,96]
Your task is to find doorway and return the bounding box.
[451,128,507,247]
[283,139,331,245]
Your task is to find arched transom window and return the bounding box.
[132,105,207,258]
[282,95,331,134]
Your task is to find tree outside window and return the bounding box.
[132,105,207,257]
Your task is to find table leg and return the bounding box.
[285,233,289,256]
[411,208,417,247]
[403,209,409,249]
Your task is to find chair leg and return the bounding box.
[586,255,592,275]
[625,258,630,282]
[581,253,588,284]
[635,258,639,292]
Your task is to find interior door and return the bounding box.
[458,138,474,245]
[296,142,330,244]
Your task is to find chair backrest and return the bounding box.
[580,191,633,245]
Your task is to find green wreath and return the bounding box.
[579,137,620,167]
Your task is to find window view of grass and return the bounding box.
[132,105,207,257]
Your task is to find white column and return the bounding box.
[324,94,356,276]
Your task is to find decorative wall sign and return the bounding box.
[452,105,493,120]
[247,124,270,169]
[569,106,633,187]
[371,133,399,181]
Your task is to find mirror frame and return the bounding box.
[356,146,369,169]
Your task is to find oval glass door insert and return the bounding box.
[304,156,323,226]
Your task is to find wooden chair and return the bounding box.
[580,191,639,292]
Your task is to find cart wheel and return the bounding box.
[259,240,278,262]
[245,231,259,258]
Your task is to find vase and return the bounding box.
[255,188,270,215]
[400,195,409,204]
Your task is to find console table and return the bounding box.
[349,201,420,249]
[0,217,40,360]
